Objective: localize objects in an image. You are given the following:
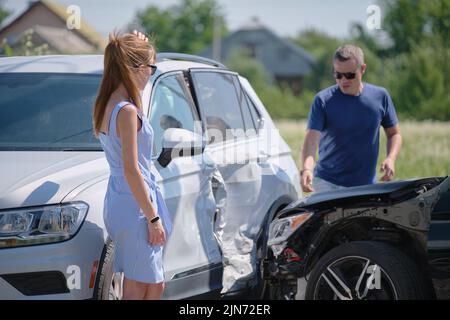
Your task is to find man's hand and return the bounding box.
[301,169,315,192]
[380,157,395,181]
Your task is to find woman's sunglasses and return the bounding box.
[147,64,157,75]
[134,64,158,75]
[333,71,357,80]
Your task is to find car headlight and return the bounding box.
[0,202,88,248]
[267,212,312,256]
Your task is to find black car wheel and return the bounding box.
[305,241,428,300]
[93,239,123,300]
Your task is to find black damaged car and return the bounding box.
[262,176,450,300]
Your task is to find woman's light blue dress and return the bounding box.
[99,101,172,283]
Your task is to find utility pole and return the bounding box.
[212,13,221,62]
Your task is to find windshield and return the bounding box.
[0,73,102,151]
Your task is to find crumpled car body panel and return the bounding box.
[266,176,450,299]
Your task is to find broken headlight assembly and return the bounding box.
[0,202,88,248]
[267,212,312,256]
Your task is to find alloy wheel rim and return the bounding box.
[108,272,123,300]
[313,255,398,300]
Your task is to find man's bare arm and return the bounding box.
[300,129,321,192]
[380,124,402,181]
[385,124,402,160]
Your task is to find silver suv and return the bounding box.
[0,54,300,299]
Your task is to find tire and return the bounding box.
[305,241,429,300]
[93,239,123,300]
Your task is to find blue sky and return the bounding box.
[4,0,381,38]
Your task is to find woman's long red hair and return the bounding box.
[93,31,155,137]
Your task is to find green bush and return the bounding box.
[226,48,313,120]
[395,43,449,121]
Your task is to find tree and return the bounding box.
[393,42,450,121]
[380,0,450,120]
[425,0,450,48]
[382,0,429,54]
[349,21,391,59]
[226,48,312,119]
[132,0,227,54]
[382,0,450,54]
[292,2,450,121]
[0,0,10,25]
[225,48,272,92]
[292,29,342,92]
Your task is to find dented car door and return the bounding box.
[149,72,222,298]
[190,70,270,293]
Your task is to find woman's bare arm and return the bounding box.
[116,104,157,220]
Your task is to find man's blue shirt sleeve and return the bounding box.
[381,90,399,128]
[307,95,326,131]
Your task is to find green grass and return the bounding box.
[275,120,450,181]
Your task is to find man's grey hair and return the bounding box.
[334,44,365,66]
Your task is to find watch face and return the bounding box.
[151,216,160,223]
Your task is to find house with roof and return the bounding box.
[201,18,316,95]
[0,0,106,55]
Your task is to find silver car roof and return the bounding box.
[0,54,218,74]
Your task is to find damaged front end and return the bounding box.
[265,176,450,300]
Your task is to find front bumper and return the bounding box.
[0,227,105,300]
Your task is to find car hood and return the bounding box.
[288,177,449,211]
[0,151,108,209]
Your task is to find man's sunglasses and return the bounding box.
[333,71,357,80]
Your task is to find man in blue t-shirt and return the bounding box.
[300,44,402,193]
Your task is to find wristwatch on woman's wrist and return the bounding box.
[149,216,160,224]
[300,168,311,176]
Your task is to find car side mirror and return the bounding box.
[157,128,205,168]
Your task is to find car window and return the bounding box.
[245,91,261,131]
[232,77,257,136]
[191,72,246,144]
[0,73,101,151]
[149,73,199,157]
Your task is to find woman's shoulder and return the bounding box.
[116,101,146,133]
[118,101,137,112]
[118,102,145,119]
[116,102,139,121]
